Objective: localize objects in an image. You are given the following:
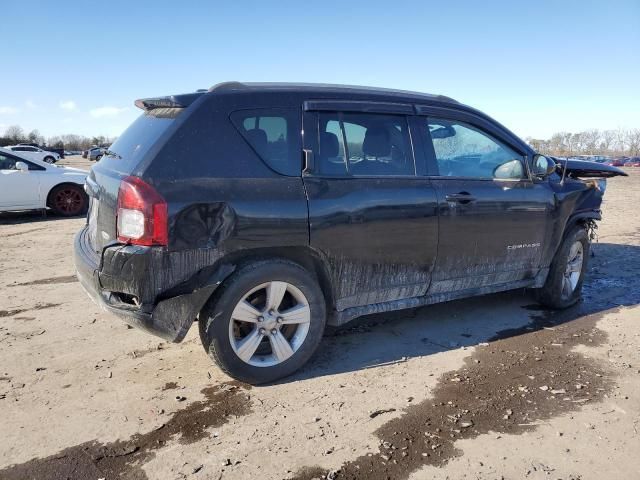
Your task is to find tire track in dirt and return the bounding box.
[293,309,614,480]
[0,382,252,480]
[9,275,77,287]
[0,303,61,318]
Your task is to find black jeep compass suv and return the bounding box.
[74,82,625,384]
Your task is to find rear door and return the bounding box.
[302,101,439,311]
[416,109,554,293]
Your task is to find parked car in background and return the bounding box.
[0,147,88,216]
[74,82,628,384]
[88,147,108,161]
[627,157,640,167]
[568,155,609,163]
[608,157,628,167]
[5,145,60,163]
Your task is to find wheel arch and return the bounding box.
[45,181,86,208]
[563,210,600,240]
[200,246,336,313]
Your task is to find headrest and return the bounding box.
[320,132,339,158]
[362,126,391,157]
[245,128,268,151]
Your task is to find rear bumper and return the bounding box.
[74,226,224,342]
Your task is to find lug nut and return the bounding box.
[271,329,277,335]
[259,328,266,335]
[257,316,264,322]
[276,317,283,324]
[269,309,275,315]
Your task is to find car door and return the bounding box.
[302,101,439,311]
[15,146,37,161]
[416,109,555,294]
[0,153,43,208]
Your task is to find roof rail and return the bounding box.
[208,81,247,92]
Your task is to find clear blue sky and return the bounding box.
[1,0,638,140]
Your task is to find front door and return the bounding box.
[302,105,439,311]
[0,154,42,209]
[418,116,554,293]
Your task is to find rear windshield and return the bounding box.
[100,107,181,173]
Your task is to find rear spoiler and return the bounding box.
[134,92,204,111]
[552,157,628,178]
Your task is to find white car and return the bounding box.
[5,145,60,164]
[0,147,88,216]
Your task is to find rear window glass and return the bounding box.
[100,108,181,173]
[230,108,301,176]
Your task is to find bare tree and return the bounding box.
[4,125,25,144]
[627,129,640,156]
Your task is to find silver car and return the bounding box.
[88,147,107,161]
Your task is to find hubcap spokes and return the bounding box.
[55,189,82,213]
[561,241,584,298]
[229,281,310,367]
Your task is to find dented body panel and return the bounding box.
[73,83,626,340]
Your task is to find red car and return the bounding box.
[605,157,627,167]
[627,157,640,167]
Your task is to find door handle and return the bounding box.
[445,192,476,204]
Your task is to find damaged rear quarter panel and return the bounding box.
[99,176,310,305]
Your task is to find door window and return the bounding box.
[0,154,18,170]
[426,119,525,179]
[317,112,414,176]
[0,155,43,171]
[230,108,301,176]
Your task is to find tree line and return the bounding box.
[526,127,640,158]
[0,125,115,150]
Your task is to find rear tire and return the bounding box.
[535,226,589,309]
[48,184,88,217]
[199,260,326,384]
[43,156,55,164]
[95,154,103,161]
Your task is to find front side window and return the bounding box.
[426,119,524,179]
[230,108,301,176]
[317,112,414,176]
[0,155,43,171]
[0,154,17,170]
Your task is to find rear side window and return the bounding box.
[230,108,301,176]
[317,112,414,176]
[101,108,181,174]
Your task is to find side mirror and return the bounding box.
[532,154,556,178]
[15,161,29,172]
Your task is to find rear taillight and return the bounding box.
[116,176,168,246]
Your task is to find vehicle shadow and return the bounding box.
[280,242,640,384]
[0,210,85,225]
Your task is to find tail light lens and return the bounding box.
[116,176,168,246]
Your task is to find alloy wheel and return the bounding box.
[561,241,584,299]
[54,188,84,215]
[228,281,311,367]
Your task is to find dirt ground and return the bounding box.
[1,158,639,480]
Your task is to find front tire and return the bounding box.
[43,156,55,164]
[199,260,326,384]
[535,226,589,309]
